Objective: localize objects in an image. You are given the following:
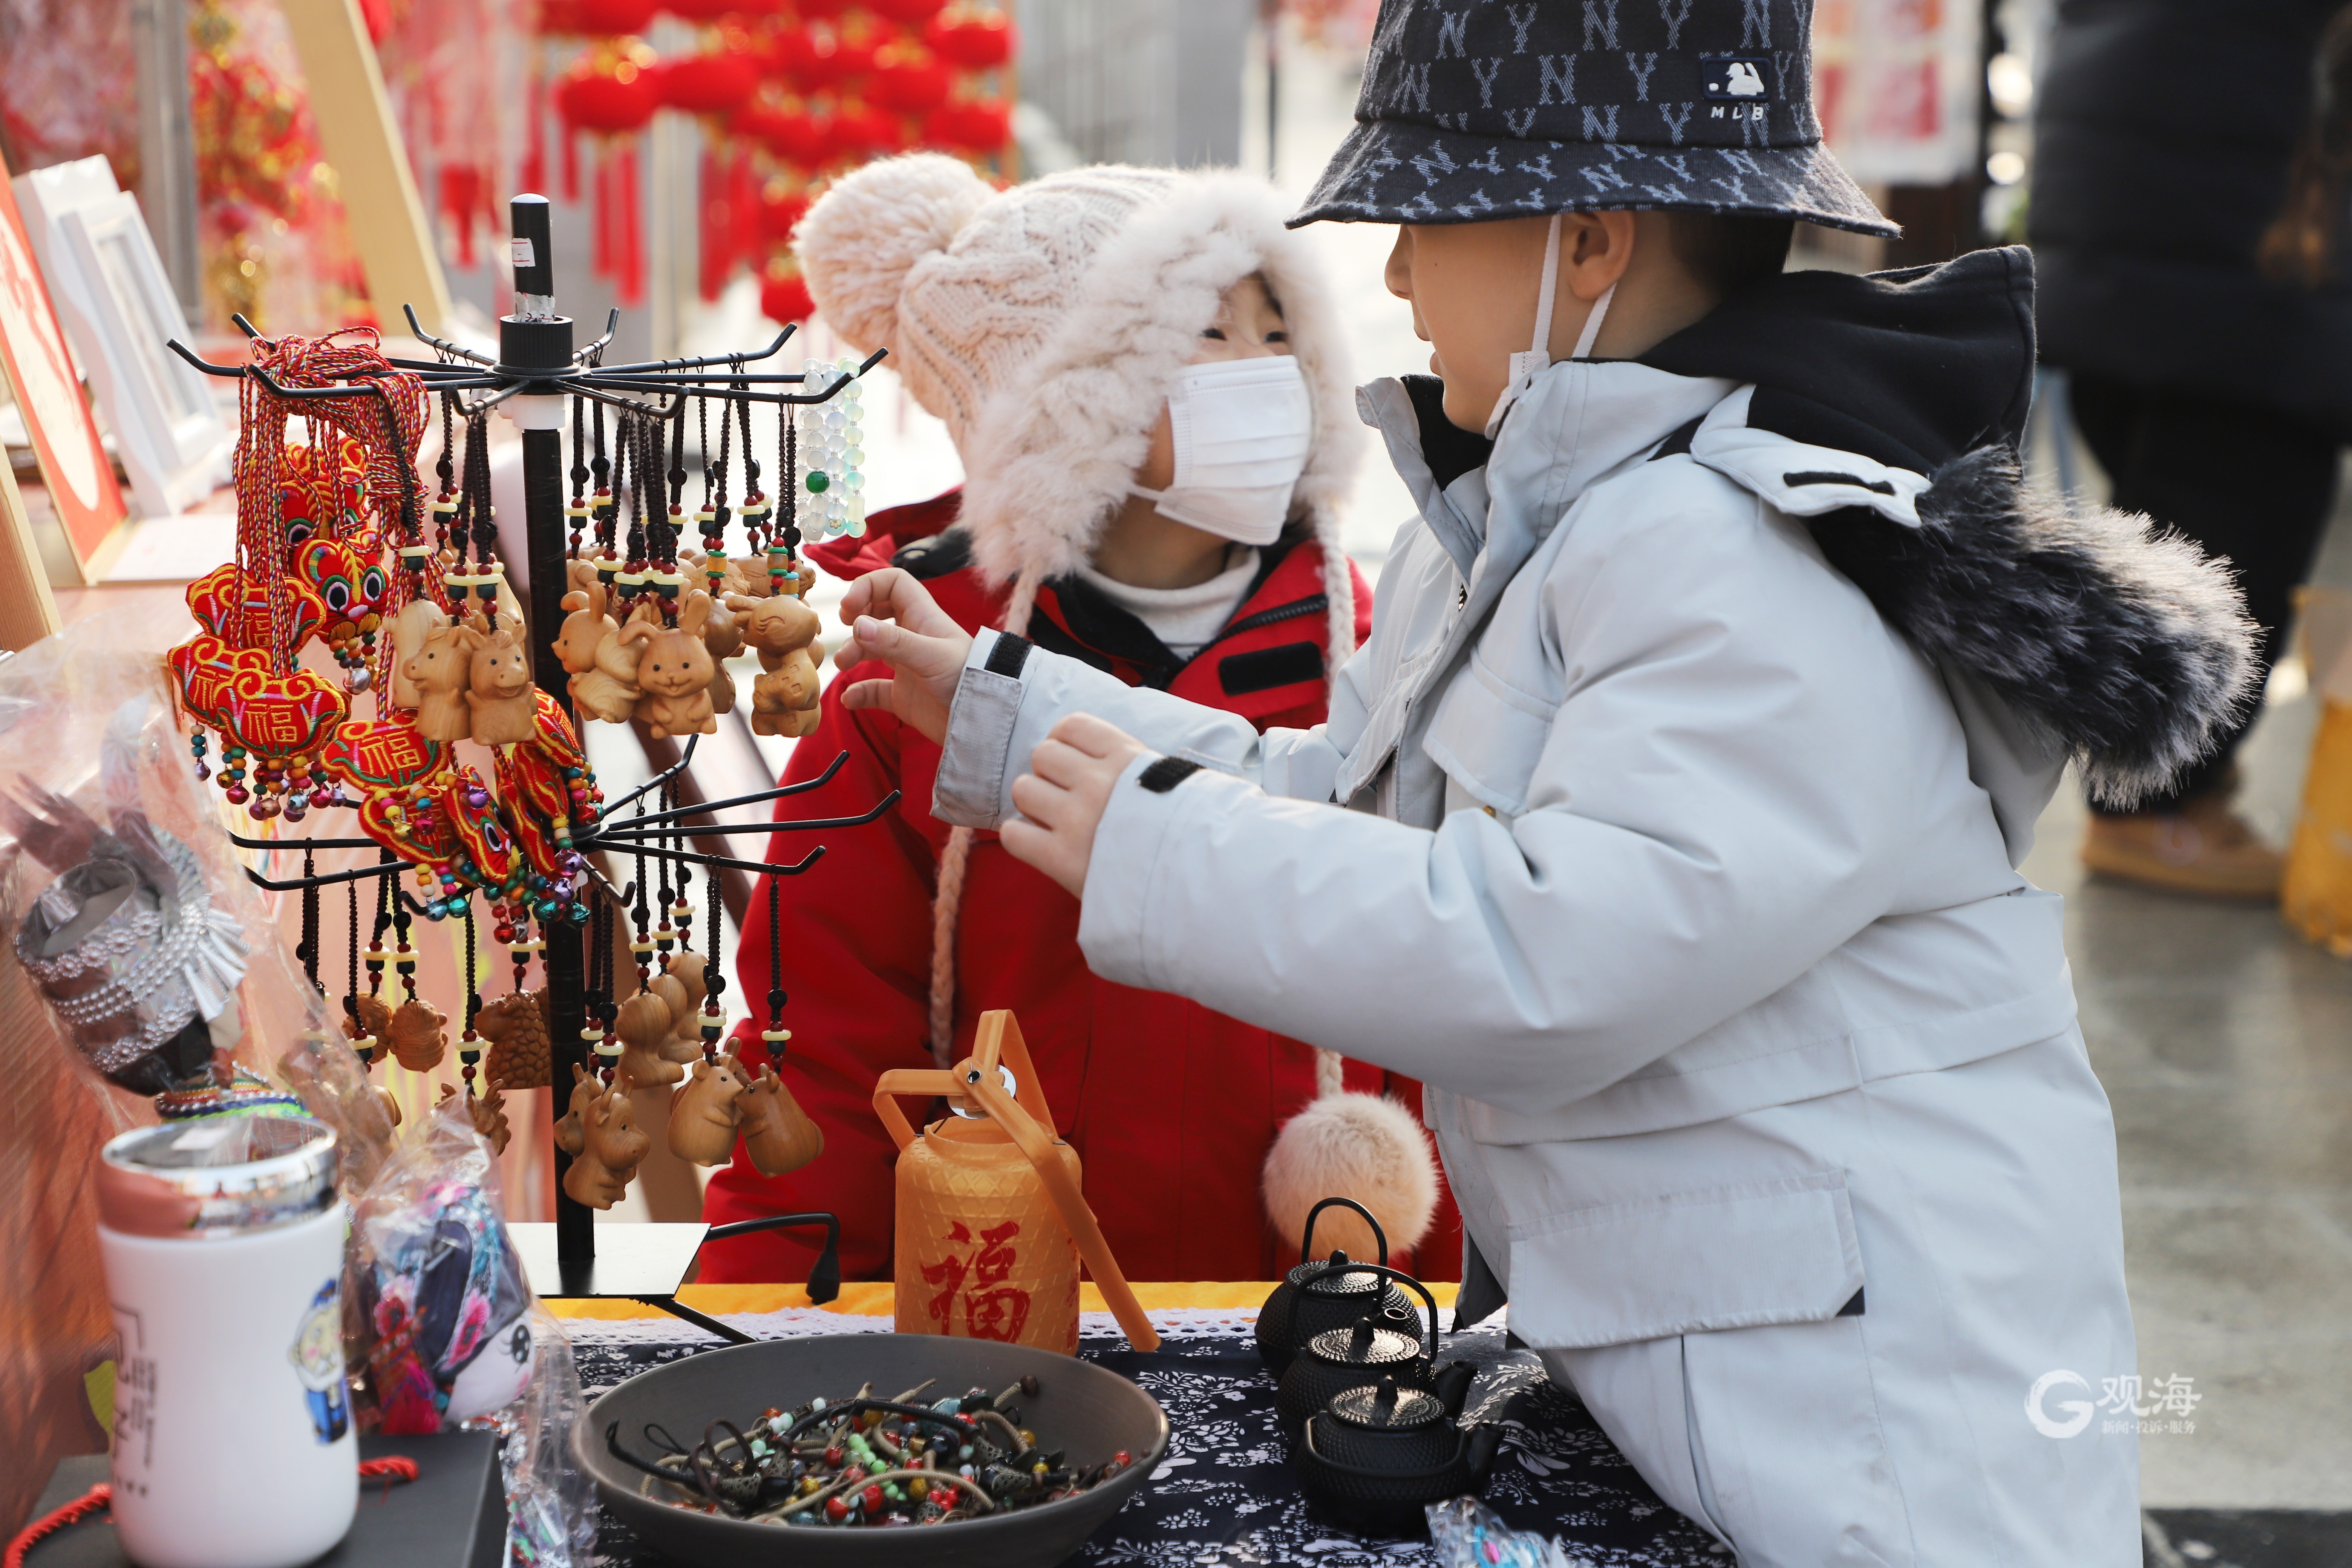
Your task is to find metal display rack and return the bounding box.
[168,195,885,1342]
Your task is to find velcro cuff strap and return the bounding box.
[1138,756,1202,794]
[984,632,1032,678]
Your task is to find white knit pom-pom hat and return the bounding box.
[794,155,1436,1262]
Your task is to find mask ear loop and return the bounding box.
[1486,213,1565,439]
[1570,280,1617,361]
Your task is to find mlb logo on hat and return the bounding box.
[1703,55,1771,121]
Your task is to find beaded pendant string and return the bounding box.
[298,847,322,994]
[772,381,802,594]
[700,858,725,1060]
[457,904,483,1097]
[567,395,591,559]
[735,372,766,565]
[761,874,790,1066]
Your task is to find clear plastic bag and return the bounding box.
[0,608,395,1188]
[499,1306,597,1568]
[1426,1496,1590,1568]
[348,1094,536,1434]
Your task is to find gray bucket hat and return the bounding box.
[1293,0,1897,237]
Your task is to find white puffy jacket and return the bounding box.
[930,251,2249,1354]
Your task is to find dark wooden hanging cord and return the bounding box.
[298,847,322,993]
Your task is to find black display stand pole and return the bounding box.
[173,194,882,1340]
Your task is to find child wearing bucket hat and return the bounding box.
[700,158,1458,1286]
[834,2,2258,1561]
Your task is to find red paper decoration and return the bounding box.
[657,48,760,116]
[868,45,952,115]
[760,272,813,325]
[925,10,1015,70]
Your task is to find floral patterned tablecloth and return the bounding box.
[554,1288,1721,1568]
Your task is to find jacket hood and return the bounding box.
[1640,247,2256,809]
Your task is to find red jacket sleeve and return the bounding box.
[698,659,944,1283]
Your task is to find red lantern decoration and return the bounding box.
[554,58,660,133]
[539,0,658,35]
[831,103,908,157]
[760,273,814,326]
[757,107,836,168]
[828,31,879,80]
[925,10,1015,70]
[794,0,853,17]
[922,98,1011,154]
[868,46,952,115]
[870,0,949,24]
[655,47,759,115]
[661,0,747,18]
[761,188,812,244]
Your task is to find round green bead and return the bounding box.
[804,470,829,493]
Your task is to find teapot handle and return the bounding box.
[1300,1196,1390,1269]
[872,1066,954,1153]
[964,1015,1161,1354]
[1326,1262,1441,1369]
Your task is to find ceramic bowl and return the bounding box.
[577,1333,1169,1567]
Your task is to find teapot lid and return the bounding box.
[1298,1250,1385,1298]
[1329,1376,1445,1432]
[1306,1316,1420,1369]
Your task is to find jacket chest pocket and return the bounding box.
[1421,649,1557,819]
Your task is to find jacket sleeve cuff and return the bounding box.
[931,628,1026,828]
[1076,750,1235,991]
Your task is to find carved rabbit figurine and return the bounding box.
[619,591,718,739]
[467,620,538,745]
[668,1052,748,1166]
[389,598,450,710]
[555,1062,600,1155]
[553,583,639,724]
[614,989,684,1087]
[563,1080,651,1209]
[404,621,483,743]
[740,1063,824,1176]
[726,591,823,738]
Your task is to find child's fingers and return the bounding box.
[838,678,892,711]
[1028,736,1107,791]
[1009,771,1072,828]
[1045,712,1143,761]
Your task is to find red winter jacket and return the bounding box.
[699,493,1460,1284]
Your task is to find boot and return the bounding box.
[2081,789,2283,899]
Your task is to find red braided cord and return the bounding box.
[3,1458,417,1565]
[3,1484,108,1568]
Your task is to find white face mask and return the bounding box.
[1483,212,1615,439]
[1129,354,1313,546]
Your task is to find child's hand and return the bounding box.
[1002,714,1150,897]
[836,568,974,744]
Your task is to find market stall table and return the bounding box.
[550,1283,1723,1568]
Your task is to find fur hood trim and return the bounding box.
[1815,449,2256,808]
[1690,395,2257,808]
[959,173,1365,661]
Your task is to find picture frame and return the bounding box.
[13,157,233,526]
[0,151,128,581]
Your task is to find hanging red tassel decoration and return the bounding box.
[616,138,644,305]
[522,61,548,197]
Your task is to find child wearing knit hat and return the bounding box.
[700,155,1453,1286]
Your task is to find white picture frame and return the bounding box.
[12,159,231,521]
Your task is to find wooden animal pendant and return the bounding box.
[439,1080,513,1156]
[667,1052,748,1166]
[660,951,713,1058]
[562,1078,651,1209]
[346,992,391,1060]
[553,584,638,723]
[740,1063,823,1176]
[726,591,823,738]
[404,620,482,743]
[388,599,450,710]
[555,1062,599,1155]
[466,620,538,745]
[386,996,448,1072]
[619,592,719,739]
[614,989,684,1088]
[702,594,741,716]
[374,1084,403,1129]
[477,989,551,1090]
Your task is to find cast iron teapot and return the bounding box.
[1256,1196,1424,1375]
[1276,1265,1453,1439]
[1298,1367,1502,1538]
